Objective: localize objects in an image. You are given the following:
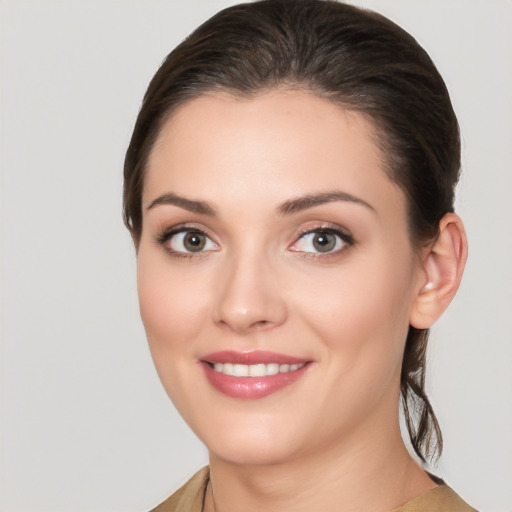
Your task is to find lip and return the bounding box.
[200,351,312,399]
[201,350,309,365]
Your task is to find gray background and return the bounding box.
[1,1,511,511]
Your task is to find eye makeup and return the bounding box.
[289,223,355,261]
[154,219,356,263]
[155,223,219,260]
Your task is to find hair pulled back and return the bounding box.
[124,0,461,464]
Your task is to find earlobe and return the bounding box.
[409,213,468,329]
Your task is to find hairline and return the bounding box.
[141,84,420,242]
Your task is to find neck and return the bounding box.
[204,421,435,512]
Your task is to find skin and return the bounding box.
[137,90,461,512]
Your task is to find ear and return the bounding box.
[409,213,468,329]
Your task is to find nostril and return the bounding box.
[216,318,276,334]
[250,320,275,331]
[256,320,270,327]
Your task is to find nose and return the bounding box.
[212,251,288,335]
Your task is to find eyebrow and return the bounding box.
[146,192,216,216]
[146,190,375,217]
[277,191,376,216]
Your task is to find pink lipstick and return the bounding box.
[200,350,311,399]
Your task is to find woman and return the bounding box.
[124,1,475,510]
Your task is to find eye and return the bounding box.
[158,228,218,255]
[289,227,353,255]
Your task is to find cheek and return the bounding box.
[136,250,211,374]
[294,252,415,370]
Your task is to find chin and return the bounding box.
[194,415,304,467]
[208,438,299,467]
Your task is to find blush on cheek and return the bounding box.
[321,271,411,366]
[137,261,211,356]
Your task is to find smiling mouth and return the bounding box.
[209,362,306,377]
[200,351,311,399]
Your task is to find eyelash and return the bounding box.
[155,224,355,260]
[290,225,355,260]
[156,225,218,260]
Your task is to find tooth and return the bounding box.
[211,361,306,376]
[266,363,279,375]
[233,364,249,377]
[249,363,266,377]
[223,363,234,376]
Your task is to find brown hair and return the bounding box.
[124,0,460,463]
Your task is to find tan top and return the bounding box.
[150,467,478,512]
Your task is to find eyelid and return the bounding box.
[155,222,353,259]
[156,223,219,257]
[288,223,355,256]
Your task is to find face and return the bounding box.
[137,90,426,466]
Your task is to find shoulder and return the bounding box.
[149,467,210,512]
[393,484,478,512]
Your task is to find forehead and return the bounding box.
[144,90,405,218]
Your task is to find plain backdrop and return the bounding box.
[1,1,511,511]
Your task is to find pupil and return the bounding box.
[313,233,335,252]
[184,232,205,252]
